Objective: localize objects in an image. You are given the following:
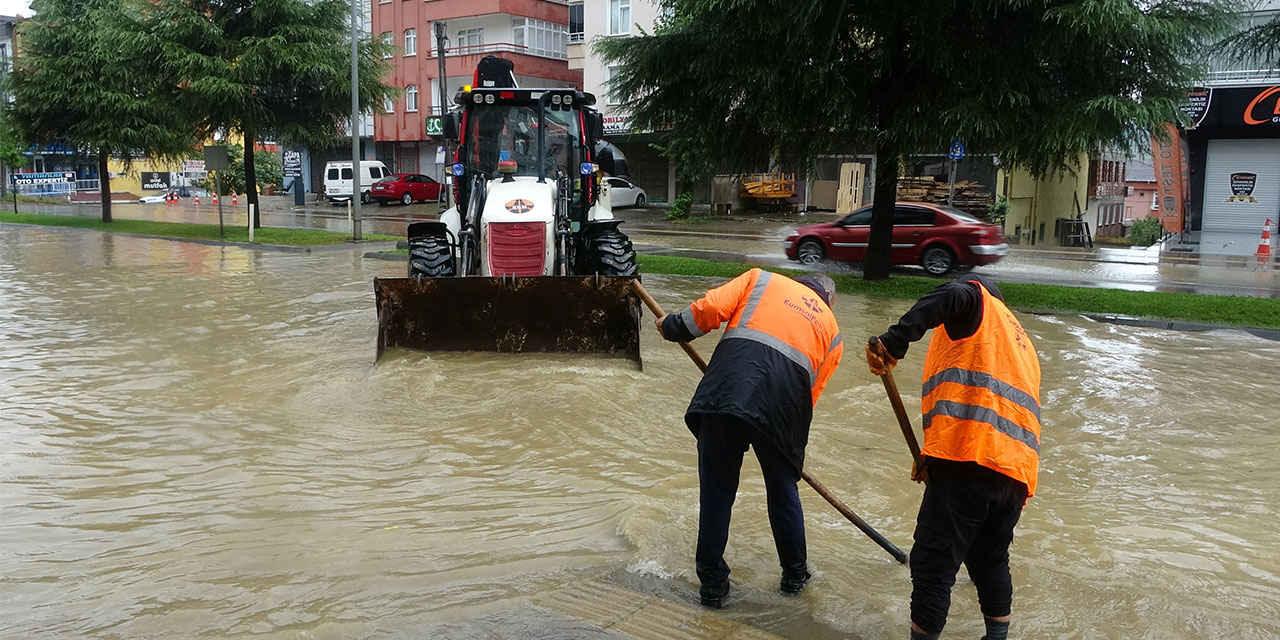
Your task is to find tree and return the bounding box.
[1221,8,1280,70]
[598,1,1235,279]
[0,116,29,197]
[9,0,199,222]
[145,0,394,227]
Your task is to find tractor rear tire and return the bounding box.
[407,235,456,278]
[582,228,638,276]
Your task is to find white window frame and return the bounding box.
[404,28,417,56]
[383,95,394,113]
[512,18,567,60]
[457,28,484,51]
[381,32,393,58]
[606,64,622,106]
[406,85,419,112]
[609,0,631,35]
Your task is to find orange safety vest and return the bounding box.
[921,282,1042,497]
[681,268,843,405]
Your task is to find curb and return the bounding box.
[1078,313,1280,341]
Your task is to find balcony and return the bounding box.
[435,41,566,61]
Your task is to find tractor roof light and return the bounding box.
[472,93,483,104]
[484,94,495,104]
[551,94,563,105]
[563,94,574,106]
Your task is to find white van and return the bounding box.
[324,160,390,203]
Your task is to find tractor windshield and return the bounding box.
[464,102,580,181]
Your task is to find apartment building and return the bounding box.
[568,0,677,203]
[371,0,580,180]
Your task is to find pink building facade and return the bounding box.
[371,0,581,178]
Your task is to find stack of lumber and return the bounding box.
[895,176,993,217]
[741,173,797,201]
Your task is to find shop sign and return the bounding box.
[603,114,630,136]
[140,172,170,190]
[1191,85,1280,128]
[282,151,303,178]
[1226,172,1260,203]
[9,171,76,186]
[1181,87,1212,128]
[425,117,444,136]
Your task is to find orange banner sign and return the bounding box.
[1150,122,1187,234]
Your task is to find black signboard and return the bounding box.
[1194,85,1280,129]
[1181,87,1212,128]
[140,172,171,190]
[1227,172,1259,203]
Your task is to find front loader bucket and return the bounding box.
[375,276,642,363]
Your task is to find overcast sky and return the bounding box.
[1,0,31,17]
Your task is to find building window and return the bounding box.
[606,64,622,106]
[404,28,417,56]
[569,3,584,43]
[1151,191,1159,210]
[513,18,567,60]
[457,28,484,51]
[406,85,419,112]
[381,32,393,58]
[610,0,631,35]
[383,95,394,113]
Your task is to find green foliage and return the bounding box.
[1130,216,1163,247]
[666,192,693,220]
[987,196,1010,228]
[0,118,28,171]
[597,0,1236,279]
[194,143,282,195]
[635,254,1280,330]
[1220,10,1280,69]
[0,211,398,245]
[143,0,396,208]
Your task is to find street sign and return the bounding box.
[9,171,76,186]
[283,150,304,178]
[202,146,229,171]
[949,140,965,160]
[425,116,444,136]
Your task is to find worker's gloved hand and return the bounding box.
[865,338,897,376]
[654,314,668,339]
[910,458,928,483]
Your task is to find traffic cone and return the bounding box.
[231,189,238,205]
[212,191,219,205]
[194,192,201,205]
[1256,218,1273,264]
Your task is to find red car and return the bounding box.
[784,202,1007,275]
[372,173,443,205]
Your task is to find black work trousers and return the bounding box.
[695,414,806,589]
[910,458,1028,635]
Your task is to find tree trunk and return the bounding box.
[244,128,260,228]
[98,150,112,223]
[864,142,898,281]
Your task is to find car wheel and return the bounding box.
[361,190,371,204]
[921,245,956,276]
[797,239,825,265]
[635,194,646,208]
[401,192,413,206]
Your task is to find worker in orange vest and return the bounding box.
[866,275,1041,640]
[655,269,843,609]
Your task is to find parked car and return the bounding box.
[323,160,390,203]
[783,202,1007,275]
[372,173,443,205]
[605,176,647,208]
[137,187,207,204]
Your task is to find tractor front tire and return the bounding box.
[583,228,638,276]
[407,235,456,278]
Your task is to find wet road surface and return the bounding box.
[2,224,1278,639]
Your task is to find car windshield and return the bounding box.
[464,103,580,179]
[937,205,985,223]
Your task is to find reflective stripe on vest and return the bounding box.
[680,305,707,338]
[723,326,817,385]
[921,282,1041,496]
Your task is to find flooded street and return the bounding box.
[2,225,1278,639]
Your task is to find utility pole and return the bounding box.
[434,21,451,210]
[349,0,363,240]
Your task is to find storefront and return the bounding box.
[1185,85,1280,257]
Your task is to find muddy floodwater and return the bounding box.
[2,225,1278,639]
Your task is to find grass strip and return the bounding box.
[0,211,398,246]
[638,254,1280,330]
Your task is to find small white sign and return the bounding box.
[435,147,446,165]
[183,160,206,172]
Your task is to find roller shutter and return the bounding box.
[1200,139,1280,256]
